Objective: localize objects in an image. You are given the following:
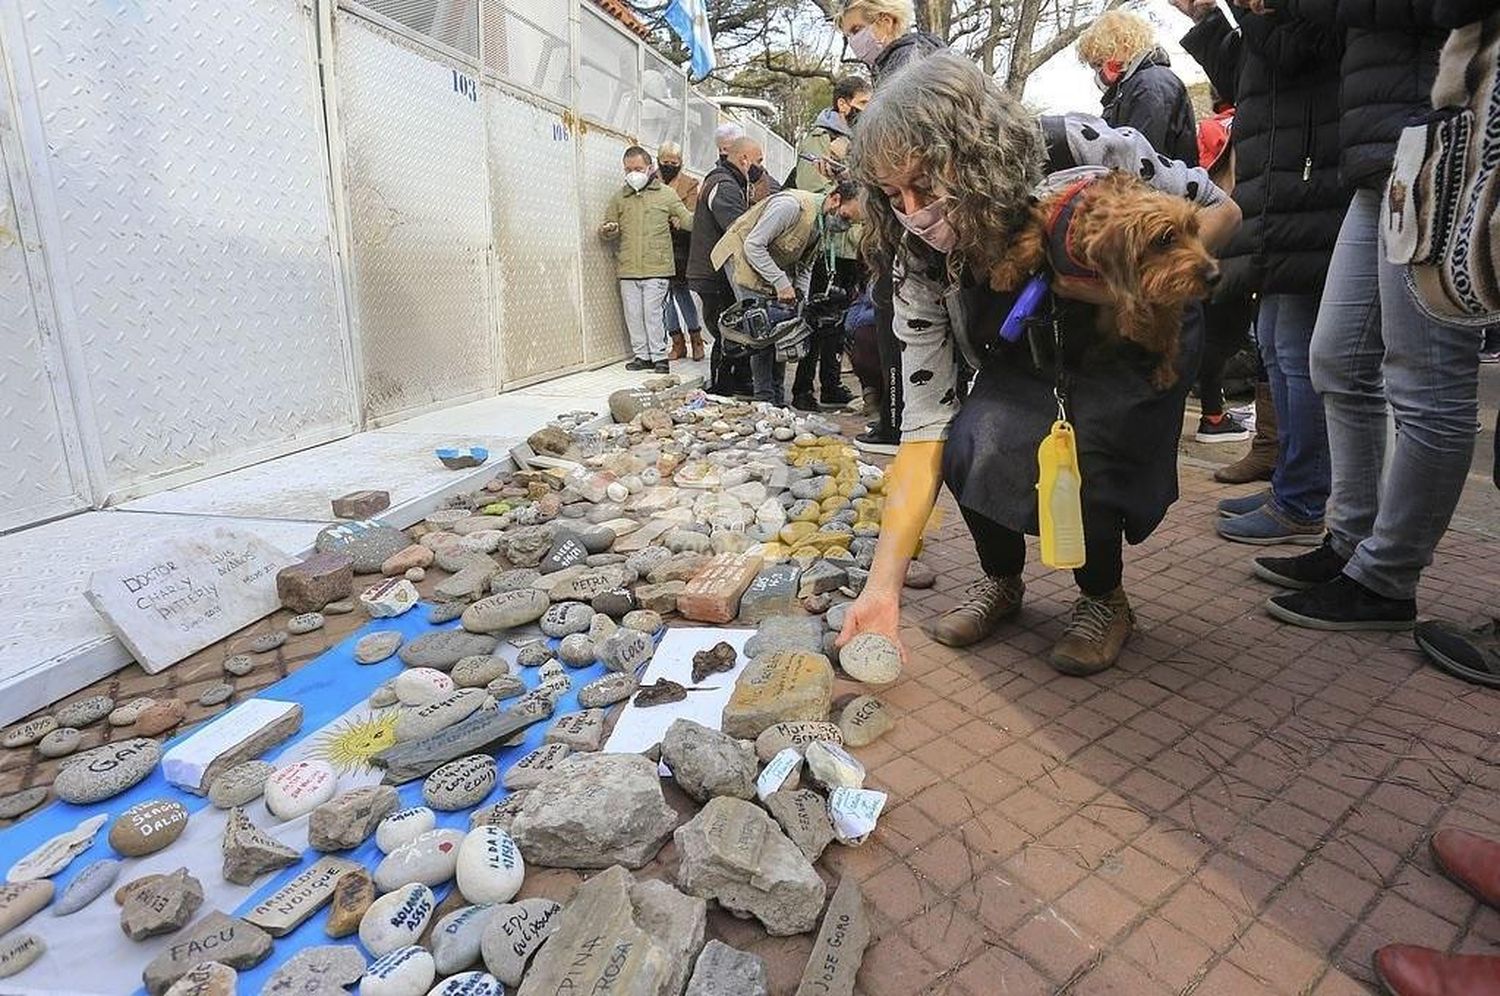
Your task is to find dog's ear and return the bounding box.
[1085,210,1146,317]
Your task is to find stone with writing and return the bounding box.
[115,873,166,906]
[53,737,160,804]
[577,671,638,708]
[393,667,456,706]
[479,897,561,987]
[52,857,121,916]
[430,971,505,996]
[361,945,435,996]
[360,883,437,957]
[162,698,303,795]
[162,961,236,996]
[222,809,301,885]
[374,828,464,892]
[34,724,77,758]
[501,742,572,791]
[0,932,43,980]
[3,716,56,748]
[264,759,338,820]
[263,944,366,994]
[838,694,892,747]
[540,532,590,575]
[361,577,420,618]
[737,564,802,623]
[109,799,189,857]
[434,562,501,603]
[469,792,527,832]
[661,718,757,803]
[721,651,835,740]
[597,627,654,674]
[423,754,497,811]
[86,526,296,673]
[0,881,52,935]
[550,570,615,604]
[744,614,825,659]
[356,630,405,665]
[556,633,595,667]
[400,631,499,672]
[206,760,274,809]
[315,519,410,574]
[673,797,826,936]
[685,940,770,996]
[455,825,524,905]
[142,910,271,995]
[197,682,233,707]
[244,631,287,653]
[621,608,663,634]
[430,903,498,975]
[397,687,487,743]
[514,866,672,996]
[543,709,605,752]
[7,812,108,882]
[629,877,707,996]
[765,789,835,862]
[286,611,324,635]
[325,867,375,939]
[837,632,902,685]
[243,854,360,936]
[110,696,157,725]
[451,654,509,689]
[54,694,113,729]
[510,753,677,870]
[372,698,553,784]
[792,876,869,996]
[120,867,204,940]
[277,552,355,613]
[462,589,550,634]
[539,601,593,639]
[309,784,400,851]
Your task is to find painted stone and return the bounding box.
[376,806,437,853]
[720,652,835,740]
[455,826,524,905]
[264,760,338,820]
[52,738,160,804]
[373,828,464,892]
[428,971,505,996]
[423,754,497,811]
[431,903,498,976]
[359,883,436,957]
[501,743,572,791]
[243,855,361,937]
[161,961,237,996]
[361,945,435,996]
[108,799,189,857]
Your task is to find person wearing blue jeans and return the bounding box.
[1256,189,1482,629]
[1216,293,1330,544]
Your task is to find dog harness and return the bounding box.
[1044,176,1102,283]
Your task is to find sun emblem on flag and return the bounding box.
[306,710,399,773]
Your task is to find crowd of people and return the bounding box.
[594,0,1498,987]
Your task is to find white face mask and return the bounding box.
[848,24,888,66]
[625,171,650,192]
[893,197,957,254]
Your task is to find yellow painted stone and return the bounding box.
[779,522,817,545]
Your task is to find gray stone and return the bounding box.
[490,568,542,594]
[479,897,562,987]
[648,551,711,584]
[373,697,553,784]
[435,563,501,603]
[539,601,593,638]
[587,612,617,642]
[502,525,557,568]
[263,945,366,995]
[501,742,572,791]
[557,633,596,667]
[315,520,411,574]
[513,866,672,996]
[286,611,325,635]
[543,709,606,751]
[197,683,234,707]
[765,789,836,862]
[355,630,404,664]
[222,810,301,885]
[53,737,161,804]
[432,903,498,976]
[451,655,509,688]
[838,695,893,747]
[462,589,550,633]
[797,560,847,598]
[674,797,826,935]
[540,533,590,574]
[685,940,769,996]
[110,696,158,724]
[631,878,707,996]
[423,754,498,811]
[838,632,902,685]
[664,529,713,555]
[469,793,529,833]
[54,694,113,728]
[591,588,636,618]
[792,876,869,996]
[622,609,663,634]
[574,524,617,555]
[625,545,672,577]
[754,722,844,762]
[121,867,204,940]
[162,962,236,996]
[805,740,865,790]
[309,785,401,851]
[37,726,81,758]
[0,787,47,820]
[246,631,287,654]
[0,932,44,980]
[223,654,254,676]
[142,911,272,995]
[738,565,803,622]
[661,719,757,803]
[577,672,638,708]
[3,716,56,748]
[744,614,825,659]
[0,881,51,936]
[485,674,526,701]
[597,627,654,673]
[428,600,468,624]
[207,760,275,809]
[324,599,356,615]
[635,580,686,614]
[510,753,678,869]
[52,858,121,916]
[515,642,554,668]
[399,631,498,671]
[395,687,487,742]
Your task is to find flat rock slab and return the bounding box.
[792,876,869,996]
[510,754,678,870]
[721,651,834,740]
[737,564,802,623]
[143,911,272,995]
[263,944,366,994]
[8,812,107,881]
[479,898,562,987]
[244,855,361,937]
[501,743,572,791]
[373,698,553,784]
[514,866,671,996]
[686,940,770,996]
[162,699,303,796]
[765,789,836,863]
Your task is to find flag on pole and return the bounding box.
[664,0,717,80]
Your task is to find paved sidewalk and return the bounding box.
[1,441,1496,994]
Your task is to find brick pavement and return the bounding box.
[1,452,1497,994]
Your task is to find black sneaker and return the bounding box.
[854,427,900,456]
[791,392,821,412]
[1195,413,1252,443]
[1414,618,1500,687]
[1266,573,1416,631]
[624,358,652,371]
[1253,536,1347,589]
[821,384,855,405]
[653,361,670,375]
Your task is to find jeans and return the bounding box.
[1309,189,1482,600]
[750,348,785,405]
[1259,292,1329,521]
[662,278,700,335]
[619,278,669,362]
[961,504,1124,597]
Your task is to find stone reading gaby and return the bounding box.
[85,526,295,674]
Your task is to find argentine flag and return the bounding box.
[664,0,717,80]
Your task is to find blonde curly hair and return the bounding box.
[849,51,1045,282]
[1076,10,1157,69]
[837,0,915,35]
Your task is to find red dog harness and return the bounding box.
[1044,176,1101,283]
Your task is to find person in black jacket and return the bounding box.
[1076,10,1198,167]
[1243,0,1492,636]
[1174,0,1349,548]
[687,136,761,395]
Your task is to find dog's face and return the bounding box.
[1080,174,1220,312]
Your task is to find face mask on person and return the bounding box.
[748,163,765,183]
[1093,59,1125,91]
[824,210,853,234]
[893,197,956,253]
[625,170,650,191]
[847,24,888,66]
[844,107,861,128]
[659,163,681,182]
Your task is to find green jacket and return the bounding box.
[600,179,693,279]
[794,121,858,260]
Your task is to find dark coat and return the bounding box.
[686,159,749,293]
[1183,10,1347,296]
[871,30,946,83]
[1100,48,1199,167]
[1275,0,1490,190]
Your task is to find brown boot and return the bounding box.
[1215,381,1278,484]
[1051,587,1134,676]
[667,333,687,361]
[924,575,1025,647]
[687,330,705,361]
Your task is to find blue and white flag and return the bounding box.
[664,0,717,80]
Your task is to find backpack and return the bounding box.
[1382,14,1500,327]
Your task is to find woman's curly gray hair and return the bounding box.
[850,52,1046,281]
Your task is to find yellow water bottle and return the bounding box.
[1037,420,1086,569]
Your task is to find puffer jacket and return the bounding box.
[600,178,692,279]
[686,159,750,292]
[1183,9,1347,296]
[871,30,946,83]
[1100,47,1199,166]
[1274,0,1490,190]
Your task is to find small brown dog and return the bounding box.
[989,170,1220,389]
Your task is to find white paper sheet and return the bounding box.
[601,627,754,755]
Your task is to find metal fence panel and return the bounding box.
[685,95,720,174]
[352,0,479,58]
[11,0,353,497]
[640,51,685,153]
[578,130,630,365]
[578,7,639,135]
[337,13,495,420]
[487,90,585,383]
[480,0,570,104]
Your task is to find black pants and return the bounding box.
[961,504,1124,597]
[695,285,728,390]
[1198,293,1253,416]
[792,328,843,397]
[873,267,902,435]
